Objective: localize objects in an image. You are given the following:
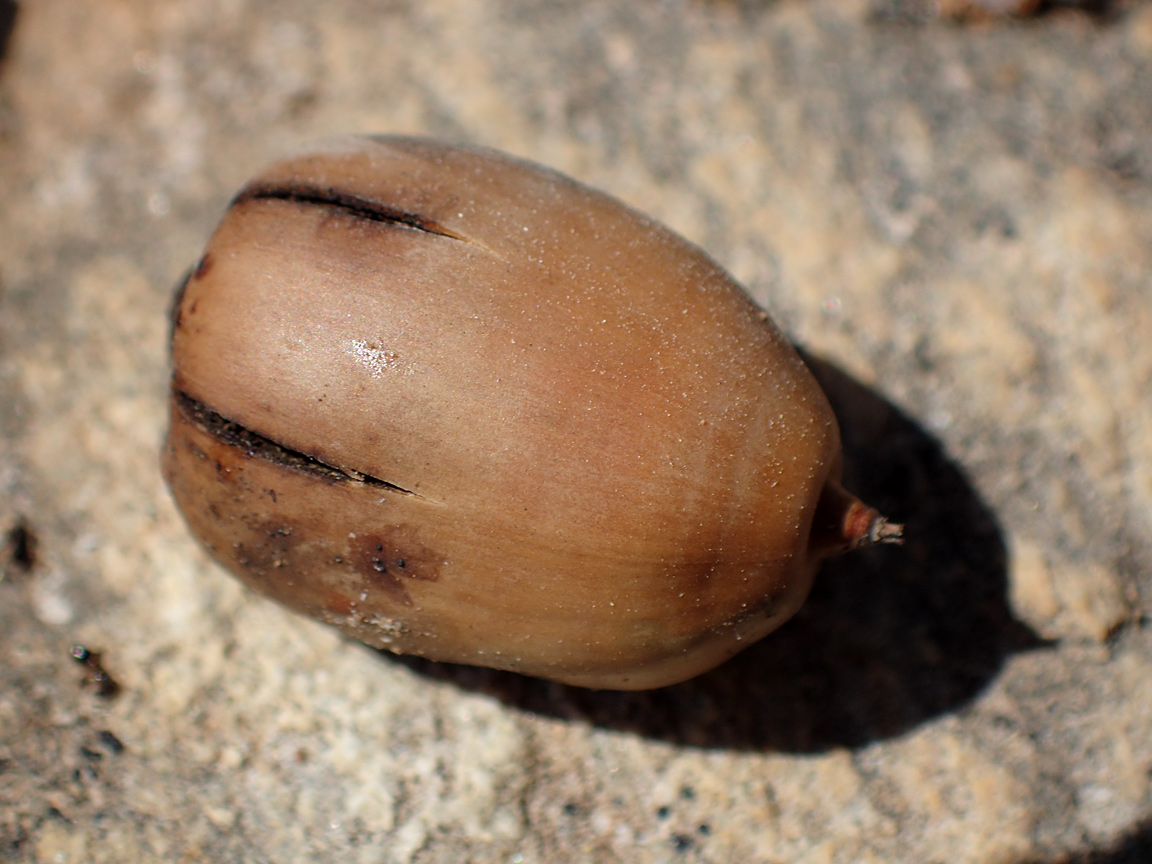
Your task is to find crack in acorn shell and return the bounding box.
[171,389,422,497]
[233,183,483,247]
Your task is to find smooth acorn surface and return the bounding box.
[163,136,898,690]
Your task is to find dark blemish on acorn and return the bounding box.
[230,520,299,575]
[194,252,214,280]
[325,590,355,616]
[167,267,194,343]
[351,529,440,607]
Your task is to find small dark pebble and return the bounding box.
[679,785,696,801]
[562,802,580,816]
[2,519,37,579]
[698,823,712,835]
[70,644,121,698]
[671,834,694,853]
[656,806,671,820]
[79,746,102,761]
[98,730,125,754]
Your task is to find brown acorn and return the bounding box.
[162,136,900,690]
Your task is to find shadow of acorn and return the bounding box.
[0,2,15,68]
[385,350,1044,752]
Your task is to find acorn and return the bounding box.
[162,136,900,690]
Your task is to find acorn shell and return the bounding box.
[163,136,848,690]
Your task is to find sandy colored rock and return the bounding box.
[1,1,1150,863]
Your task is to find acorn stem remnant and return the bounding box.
[808,480,903,558]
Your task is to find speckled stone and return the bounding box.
[1,1,1150,863]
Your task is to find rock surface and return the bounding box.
[1,1,1150,862]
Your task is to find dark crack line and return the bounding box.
[174,389,425,499]
[234,184,479,246]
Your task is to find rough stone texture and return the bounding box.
[1,0,1151,862]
